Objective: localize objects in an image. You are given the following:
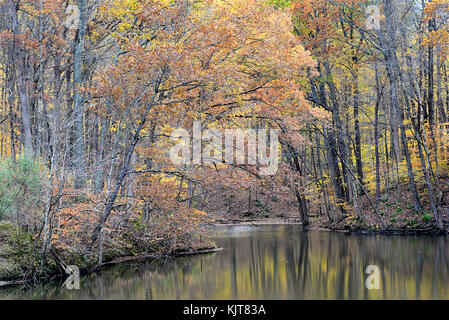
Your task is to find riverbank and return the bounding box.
[1,216,298,289]
[324,176,449,235]
[211,213,449,235]
[0,221,219,288]
[210,199,449,235]
[212,172,449,235]
[211,215,302,226]
[0,215,303,289]
[211,215,448,234]
[5,224,449,300]
[2,180,448,289]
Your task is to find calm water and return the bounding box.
[2,224,449,299]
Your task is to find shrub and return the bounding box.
[0,155,44,226]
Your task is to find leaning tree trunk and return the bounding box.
[90,82,161,265]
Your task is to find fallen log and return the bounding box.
[87,247,223,272]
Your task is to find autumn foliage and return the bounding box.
[1,0,449,275]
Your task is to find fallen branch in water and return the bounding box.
[174,247,223,256]
[87,247,223,272]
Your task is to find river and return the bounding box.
[1,224,449,299]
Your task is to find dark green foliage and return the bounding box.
[0,155,44,222]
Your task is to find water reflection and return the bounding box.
[2,225,449,299]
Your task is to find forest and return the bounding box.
[0,0,449,286]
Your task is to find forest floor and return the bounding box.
[323,175,449,234]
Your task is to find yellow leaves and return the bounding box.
[189,209,207,216]
[422,0,449,57]
[110,121,125,132]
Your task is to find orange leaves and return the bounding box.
[81,0,320,250]
[94,0,316,115]
[422,0,449,58]
[89,0,319,157]
[50,190,102,249]
[292,0,369,60]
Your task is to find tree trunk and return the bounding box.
[7,0,33,154]
[380,0,422,212]
[73,0,87,188]
[374,61,382,201]
[90,83,160,264]
[353,69,364,189]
